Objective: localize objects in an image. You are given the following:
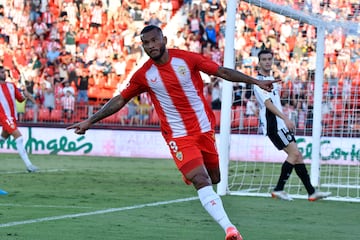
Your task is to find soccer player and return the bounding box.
[253,49,331,201]
[0,76,39,173]
[67,25,278,240]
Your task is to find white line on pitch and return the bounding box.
[0,203,93,209]
[0,196,199,228]
[0,168,96,175]
[0,168,70,174]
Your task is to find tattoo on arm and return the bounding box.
[89,95,124,124]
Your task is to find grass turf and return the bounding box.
[0,153,359,240]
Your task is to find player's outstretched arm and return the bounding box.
[215,66,280,92]
[264,99,295,132]
[67,94,127,135]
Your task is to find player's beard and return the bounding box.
[149,44,166,61]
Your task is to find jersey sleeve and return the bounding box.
[120,70,147,101]
[188,51,219,75]
[253,84,271,108]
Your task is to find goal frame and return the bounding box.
[217,0,360,199]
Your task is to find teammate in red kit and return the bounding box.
[68,25,278,240]
[0,76,38,173]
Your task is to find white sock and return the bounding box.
[15,136,33,167]
[197,185,234,232]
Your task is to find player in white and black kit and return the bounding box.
[253,49,331,201]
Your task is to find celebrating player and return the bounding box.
[68,25,278,240]
[253,49,331,201]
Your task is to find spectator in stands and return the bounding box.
[58,62,69,83]
[33,17,49,38]
[121,97,138,125]
[188,13,201,35]
[172,30,187,49]
[187,33,202,53]
[49,21,61,40]
[16,84,27,122]
[42,5,54,29]
[204,22,217,49]
[76,68,89,104]
[64,1,79,28]
[132,101,152,125]
[146,12,162,27]
[77,28,90,53]
[209,0,221,16]
[0,0,357,130]
[101,56,113,76]
[245,94,258,117]
[89,0,104,33]
[199,0,210,23]
[210,78,222,110]
[42,74,55,113]
[324,61,339,98]
[232,82,244,107]
[62,80,75,97]
[113,55,126,83]
[161,0,173,23]
[64,24,77,56]
[46,45,61,66]
[61,89,75,122]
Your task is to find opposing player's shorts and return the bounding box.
[0,116,17,134]
[166,130,219,176]
[267,127,296,150]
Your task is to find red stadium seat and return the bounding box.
[231,106,245,127]
[50,109,63,122]
[101,113,119,124]
[24,108,35,122]
[38,108,51,122]
[213,109,221,128]
[149,109,160,125]
[243,116,259,128]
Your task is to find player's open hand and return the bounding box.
[258,79,281,92]
[66,119,91,135]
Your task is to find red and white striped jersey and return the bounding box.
[0,82,25,122]
[121,49,219,140]
[61,95,75,111]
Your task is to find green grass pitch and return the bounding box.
[0,153,359,240]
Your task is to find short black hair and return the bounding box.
[258,49,273,61]
[140,25,163,36]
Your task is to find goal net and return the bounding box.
[218,0,360,202]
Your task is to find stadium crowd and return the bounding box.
[0,0,359,133]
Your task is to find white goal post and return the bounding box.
[218,0,360,202]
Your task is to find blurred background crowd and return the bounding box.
[0,0,359,134]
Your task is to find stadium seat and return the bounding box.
[243,115,259,128]
[38,108,51,122]
[50,109,63,122]
[213,109,221,128]
[74,104,88,122]
[322,113,333,127]
[101,113,119,124]
[88,86,101,103]
[149,109,160,126]
[23,108,35,122]
[100,88,114,100]
[231,106,245,128]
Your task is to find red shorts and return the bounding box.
[0,116,17,134]
[166,131,219,176]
